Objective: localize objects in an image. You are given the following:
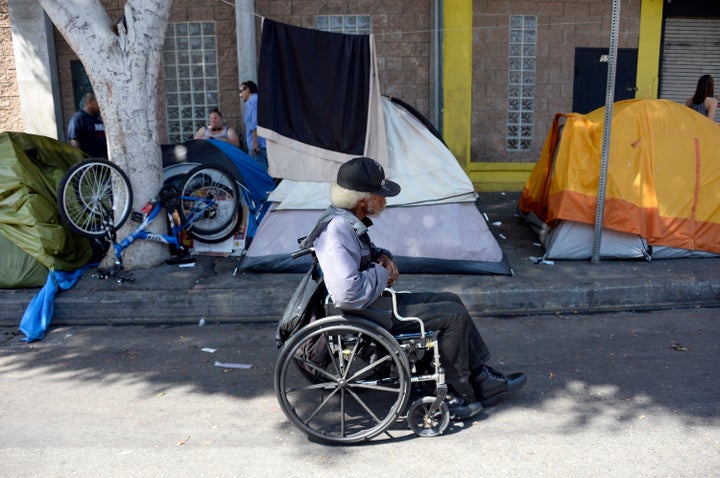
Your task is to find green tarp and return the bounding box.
[0,132,92,288]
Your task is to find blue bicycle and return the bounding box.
[57,158,241,280]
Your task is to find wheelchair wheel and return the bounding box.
[407,396,451,437]
[178,165,240,242]
[57,158,133,238]
[275,317,411,444]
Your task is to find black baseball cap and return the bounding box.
[336,157,401,197]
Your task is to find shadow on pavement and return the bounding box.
[2,307,718,436]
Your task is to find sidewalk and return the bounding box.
[1,192,719,327]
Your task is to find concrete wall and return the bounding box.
[51,0,241,145]
[0,0,647,171]
[470,0,642,164]
[0,0,22,133]
[254,0,433,117]
[7,0,62,138]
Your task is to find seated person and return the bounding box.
[194,109,240,147]
[300,156,527,419]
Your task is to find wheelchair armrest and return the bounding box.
[383,287,426,338]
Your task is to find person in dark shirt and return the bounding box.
[67,92,108,158]
[685,74,718,122]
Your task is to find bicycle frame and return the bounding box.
[238,185,271,242]
[111,200,180,261]
[106,193,223,278]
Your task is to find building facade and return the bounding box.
[1,0,718,191]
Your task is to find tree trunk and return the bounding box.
[38,0,173,270]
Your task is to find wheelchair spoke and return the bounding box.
[339,389,346,437]
[301,388,340,427]
[344,388,385,427]
[284,380,337,394]
[275,319,412,444]
[347,353,393,382]
[325,332,348,378]
[324,331,362,380]
[292,356,342,384]
[347,381,401,394]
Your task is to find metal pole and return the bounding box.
[235,0,257,84]
[431,0,443,132]
[591,0,622,264]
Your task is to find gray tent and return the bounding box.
[240,98,512,275]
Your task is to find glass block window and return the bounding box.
[163,22,219,144]
[315,15,371,35]
[506,15,536,152]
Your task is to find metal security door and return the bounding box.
[572,48,638,114]
[660,18,720,122]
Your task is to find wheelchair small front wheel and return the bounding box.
[407,396,451,437]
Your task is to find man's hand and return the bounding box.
[376,253,399,286]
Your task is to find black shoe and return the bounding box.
[472,365,527,407]
[446,393,483,420]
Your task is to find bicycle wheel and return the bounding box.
[275,317,411,444]
[57,158,133,238]
[178,165,240,242]
[186,208,242,244]
[185,182,248,244]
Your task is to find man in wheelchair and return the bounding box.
[299,156,527,420]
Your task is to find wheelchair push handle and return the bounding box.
[290,247,314,259]
[291,235,316,260]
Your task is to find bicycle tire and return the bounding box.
[188,208,243,244]
[57,158,133,238]
[188,182,250,244]
[178,165,240,242]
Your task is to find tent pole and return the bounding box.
[591,0,622,264]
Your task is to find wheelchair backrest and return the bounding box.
[275,262,327,347]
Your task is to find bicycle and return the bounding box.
[57,158,241,282]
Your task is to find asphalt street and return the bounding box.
[1,307,718,477]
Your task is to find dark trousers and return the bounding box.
[390,292,490,383]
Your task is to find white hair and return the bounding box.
[330,183,370,209]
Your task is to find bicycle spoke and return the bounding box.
[58,159,132,238]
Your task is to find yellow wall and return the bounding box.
[636,0,664,98]
[443,0,533,192]
[443,0,662,192]
[442,0,472,169]
[467,162,535,192]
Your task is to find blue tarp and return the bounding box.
[207,139,275,203]
[19,264,93,342]
[163,139,275,204]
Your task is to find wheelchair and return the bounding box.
[274,250,455,444]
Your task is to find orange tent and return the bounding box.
[519,99,720,256]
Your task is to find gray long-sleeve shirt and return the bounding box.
[312,208,390,310]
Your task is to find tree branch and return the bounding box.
[37,0,115,60]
